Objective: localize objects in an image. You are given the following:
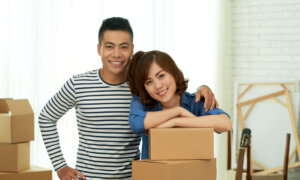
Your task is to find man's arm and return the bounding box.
[38,78,86,180]
[195,85,219,112]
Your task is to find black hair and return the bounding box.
[98,17,133,44]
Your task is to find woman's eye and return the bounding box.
[145,81,152,86]
[159,74,165,79]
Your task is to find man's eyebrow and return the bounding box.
[104,42,114,45]
[120,42,130,46]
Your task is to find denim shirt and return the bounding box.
[129,92,230,159]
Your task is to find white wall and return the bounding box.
[226,0,300,179]
[232,0,300,90]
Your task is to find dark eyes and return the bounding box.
[121,46,129,49]
[158,74,165,79]
[145,80,152,86]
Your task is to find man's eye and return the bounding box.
[106,46,113,49]
[121,46,129,49]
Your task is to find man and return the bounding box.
[39,17,218,180]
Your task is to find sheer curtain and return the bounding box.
[0,0,225,179]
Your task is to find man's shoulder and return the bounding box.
[73,69,99,78]
[71,69,99,81]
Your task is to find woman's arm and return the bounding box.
[129,96,195,134]
[157,114,232,133]
[144,107,195,130]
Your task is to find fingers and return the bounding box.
[75,170,86,179]
[195,91,201,103]
[208,97,215,111]
[204,97,211,112]
[57,166,86,180]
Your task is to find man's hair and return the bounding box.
[127,50,188,109]
[98,17,133,44]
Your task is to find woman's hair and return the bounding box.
[127,50,188,109]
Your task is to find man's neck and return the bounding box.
[99,69,126,84]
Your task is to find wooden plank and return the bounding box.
[254,162,300,175]
[252,160,266,170]
[228,131,232,170]
[288,147,297,163]
[243,103,255,120]
[237,105,246,130]
[237,90,285,107]
[285,90,300,159]
[238,85,253,100]
[239,82,295,86]
[271,97,288,108]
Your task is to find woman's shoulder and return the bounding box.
[182,92,204,103]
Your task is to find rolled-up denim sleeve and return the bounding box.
[129,96,147,134]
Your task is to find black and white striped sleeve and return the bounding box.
[38,77,76,171]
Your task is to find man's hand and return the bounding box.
[195,85,219,112]
[57,166,86,180]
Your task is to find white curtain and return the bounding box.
[0,0,223,179]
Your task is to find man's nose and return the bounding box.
[112,47,121,57]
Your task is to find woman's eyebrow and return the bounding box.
[155,70,163,77]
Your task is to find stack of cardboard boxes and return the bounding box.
[0,98,52,180]
[132,128,216,180]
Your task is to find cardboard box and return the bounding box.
[0,166,52,180]
[132,159,216,180]
[0,98,34,143]
[149,128,214,160]
[0,142,30,172]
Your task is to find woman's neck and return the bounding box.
[161,94,181,110]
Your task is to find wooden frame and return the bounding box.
[231,82,300,175]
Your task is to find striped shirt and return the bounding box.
[39,69,141,179]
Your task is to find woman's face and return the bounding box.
[144,62,177,107]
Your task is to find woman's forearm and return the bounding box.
[144,107,181,130]
[163,114,232,133]
[144,106,196,130]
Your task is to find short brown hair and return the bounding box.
[127,50,188,109]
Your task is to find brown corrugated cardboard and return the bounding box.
[0,142,30,172]
[132,159,216,180]
[0,98,34,143]
[0,166,52,180]
[149,128,214,160]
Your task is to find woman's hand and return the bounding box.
[178,107,196,118]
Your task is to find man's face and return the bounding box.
[98,30,134,77]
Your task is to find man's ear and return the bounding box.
[97,44,101,56]
[131,44,135,57]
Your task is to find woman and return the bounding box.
[127,50,231,159]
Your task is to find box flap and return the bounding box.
[0,98,13,113]
[5,99,34,116]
